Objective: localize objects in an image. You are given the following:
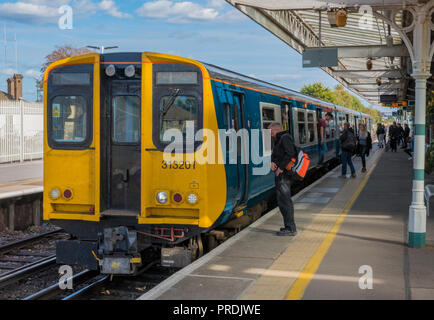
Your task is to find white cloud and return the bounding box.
[0,2,60,24]
[1,68,18,76]
[98,0,131,18]
[0,0,131,24]
[207,0,226,9]
[136,0,219,23]
[25,69,42,79]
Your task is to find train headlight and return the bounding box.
[187,193,198,204]
[50,188,60,200]
[105,64,116,77]
[124,65,135,78]
[156,191,168,204]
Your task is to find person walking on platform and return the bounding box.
[404,136,413,160]
[389,122,399,152]
[269,122,298,236]
[376,123,385,148]
[339,122,356,178]
[397,123,404,147]
[357,124,372,173]
[402,123,410,149]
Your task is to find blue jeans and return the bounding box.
[360,145,367,168]
[341,151,355,175]
[318,141,328,163]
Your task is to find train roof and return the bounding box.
[201,62,372,119]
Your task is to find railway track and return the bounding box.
[0,229,66,289]
[25,261,161,300]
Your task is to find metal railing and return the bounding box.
[0,100,43,163]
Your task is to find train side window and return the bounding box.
[307,112,316,143]
[325,115,332,140]
[261,107,275,129]
[297,111,307,145]
[223,103,231,130]
[260,102,281,156]
[281,103,290,132]
[51,95,87,143]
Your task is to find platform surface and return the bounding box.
[0,161,43,198]
[139,146,434,300]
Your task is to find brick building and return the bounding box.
[0,74,23,101]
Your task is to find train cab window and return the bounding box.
[112,96,140,143]
[153,64,203,151]
[297,111,307,145]
[159,95,199,141]
[51,95,87,143]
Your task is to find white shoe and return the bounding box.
[408,157,413,160]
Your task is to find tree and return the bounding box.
[301,82,336,103]
[40,45,93,75]
[334,84,353,109]
[302,82,382,123]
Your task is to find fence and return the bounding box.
[0,100,43,164]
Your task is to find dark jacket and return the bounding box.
[340,127,356,153]
[399,126,404,137]
[389,125,400,139]
[271,131,298,171]
[404,126,410,138]
[376,126,385,135]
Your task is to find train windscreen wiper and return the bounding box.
[161,88,180,117]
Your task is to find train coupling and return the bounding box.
[97,227,143,275]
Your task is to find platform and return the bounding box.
[0,161,43,200]
[139,146,434,300]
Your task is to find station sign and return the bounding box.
[381,101,407,107]
[302,48,338,68]
[380,94,398,103]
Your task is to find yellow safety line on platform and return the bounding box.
[285,152,382,300]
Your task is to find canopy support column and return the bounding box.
[408,3,432,248]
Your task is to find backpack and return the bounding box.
[342,130,357,152]
[285,143,310,179]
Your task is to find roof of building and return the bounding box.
[0,90,13,101]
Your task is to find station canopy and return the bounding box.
[226,0,434,106]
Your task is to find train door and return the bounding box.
[232,93,248,209]
[104,79,141,214]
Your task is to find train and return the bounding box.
[43,52,373,274]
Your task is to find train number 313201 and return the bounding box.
[162,160,197,170]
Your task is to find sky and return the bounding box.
[0,0,391,113]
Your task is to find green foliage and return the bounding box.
[301,82,381,123]
[426,142,434,174]
[300,82,336,104]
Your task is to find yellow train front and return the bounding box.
[44,52,229,274]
